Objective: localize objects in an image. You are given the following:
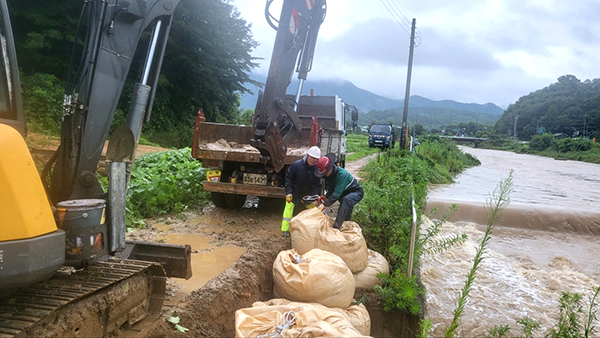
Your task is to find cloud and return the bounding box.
[234,0,600,109]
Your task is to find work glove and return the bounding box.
[282,231,290,238]
[286,194,293,203]
[317,195,326,205]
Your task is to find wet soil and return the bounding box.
[25,134,391,336]
[134,201,406,338]
[131,201,289,337]
[127,153,386,337]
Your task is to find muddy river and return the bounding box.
[424,147,600,336]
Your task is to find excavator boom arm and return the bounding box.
[251,0,326,172]
[49,0,180,203]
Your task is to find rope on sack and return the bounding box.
[291,252,306,264]
[258,310,296,338]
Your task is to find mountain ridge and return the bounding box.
[240,75,504,116]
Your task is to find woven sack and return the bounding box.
[354,249,390,290]
[272,248,355,308]
[235,301,367,337]
[253,298,371,336]
[290,208,368,273]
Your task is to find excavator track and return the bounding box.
[0,259,166,338]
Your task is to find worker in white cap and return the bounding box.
[281,146,322,237]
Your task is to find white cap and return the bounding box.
[307,146,321,159]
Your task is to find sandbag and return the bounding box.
[235,301,367,337]
[273,248,355,309]
[354,249,390,290]
[290,207,368,273]
[253,298,371,337]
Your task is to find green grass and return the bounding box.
[346,132,386,161]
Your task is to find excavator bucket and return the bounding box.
[120,240,193,280]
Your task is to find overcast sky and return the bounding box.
[232,0,600,109]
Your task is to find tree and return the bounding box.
[8,0,261,144]
[529,133,557,151]
[127,0,260,131]
[8,0,81,77]
[412,123,426,136]
[493,75,600,140]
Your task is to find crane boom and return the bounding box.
[251,0,327,172]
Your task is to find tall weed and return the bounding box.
[354,150,428,271]
[125,148,208,225]
[421,205,467,255]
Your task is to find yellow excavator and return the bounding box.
[0,0,191,336]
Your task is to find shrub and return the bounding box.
[557,137,593,152]
[529,133,558,151]
[21,72,64,135]
[126,148,208,225]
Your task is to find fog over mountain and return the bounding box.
[240,75,504,116]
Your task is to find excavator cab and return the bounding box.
[0,0,193,335]
[0,0,65,297]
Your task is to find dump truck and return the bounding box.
[193,94,349,208]
[192,0,355,208]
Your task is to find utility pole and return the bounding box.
[400,18,416,149]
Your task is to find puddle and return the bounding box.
[164,233,247,292]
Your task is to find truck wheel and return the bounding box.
[224,194,246,208]
[211,192,227,208]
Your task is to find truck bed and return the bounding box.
[193,122,309,165]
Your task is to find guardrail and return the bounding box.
[407,136,418,277]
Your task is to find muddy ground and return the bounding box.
[26,135,410,336]
[127,154,388,337]
[135,201,290,337]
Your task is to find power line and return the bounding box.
[389,0,412,25]
[379,0,422,47]
[379,0,411,35]
[384,0,412,33]
[389,0,422,44]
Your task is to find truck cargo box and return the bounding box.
[192,95,349,207]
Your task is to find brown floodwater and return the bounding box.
[424,146,600,336]
[153,227,247,292]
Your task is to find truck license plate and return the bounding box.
[243,173,267,185]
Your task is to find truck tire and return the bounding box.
[211,192,227,208]
[224,193,246,208]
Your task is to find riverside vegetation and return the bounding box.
[479,132,600,164]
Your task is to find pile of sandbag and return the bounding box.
[289,207,389,290]
[234,207,391,337]
[235,299,370,337]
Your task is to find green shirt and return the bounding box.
[323,167,355,205]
